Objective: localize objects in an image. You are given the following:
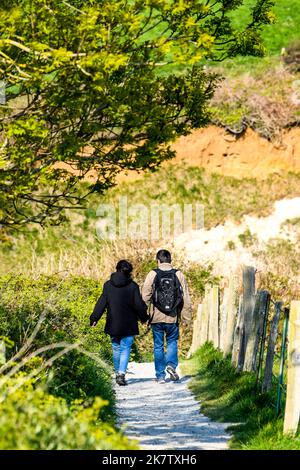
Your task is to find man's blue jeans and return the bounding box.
[151,323,179,379]
[111,335,134,374]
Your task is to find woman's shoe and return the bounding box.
[116,373,127,386]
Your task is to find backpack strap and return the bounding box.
[148,268,167,325]
[153,268,177,275]
[147,269,159,326]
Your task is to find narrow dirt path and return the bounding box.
[116,362,231,450]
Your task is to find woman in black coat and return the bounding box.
[90,260,149,386]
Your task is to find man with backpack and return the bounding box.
[142,249,192,383]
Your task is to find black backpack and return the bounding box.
[151,268,184,317]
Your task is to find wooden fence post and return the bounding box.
[188,303,203,357]
[283,300,300,435]
[256,290,271,383]
[219,287,229,352]
[262,301,283,392]
[242,266,256,372]
[208,285,220,349]
[243,292,260,371]
[199,285,211,346]
[223,276,239,356]
[243,290,270,372]
[232,295,244,369]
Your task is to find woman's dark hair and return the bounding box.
[116,259,133,277]
[156,249,171,263]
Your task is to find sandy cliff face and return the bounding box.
[170,125,300,179]
[115,125,300,182]
[56,125,300,182]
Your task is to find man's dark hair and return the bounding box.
[156,249,172,263]
[116,259,133,277]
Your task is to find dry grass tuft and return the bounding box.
[210,63,300,142]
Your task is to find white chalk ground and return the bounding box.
[174,197,300,278]
[116,362,231,450]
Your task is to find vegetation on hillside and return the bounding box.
[0,0,299,451]
[182,343,300,449]
[206,0,300,140]
[2,166,300,278]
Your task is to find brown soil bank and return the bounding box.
[57,125,300,182]
[170,125,300,179]
[116,125,300,182]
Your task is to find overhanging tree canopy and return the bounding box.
[0,0,275,228]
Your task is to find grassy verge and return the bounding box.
[181,343,300,450]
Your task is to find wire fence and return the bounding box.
[255,298,289,416]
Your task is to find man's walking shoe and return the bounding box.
[166,365,179,382]
[116,373,127,386]
[156,377,166,384]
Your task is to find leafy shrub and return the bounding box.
[238,229,258,247]
[0,379,135,450]
[0,275,109,356]
[227,240,236,250]
[0,274,135,448]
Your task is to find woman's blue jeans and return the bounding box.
[151,323,179,379]
[111,335,134,375]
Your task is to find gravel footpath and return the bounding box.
[116,362,231,450]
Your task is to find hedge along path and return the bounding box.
[116,362,231,450]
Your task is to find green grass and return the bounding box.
[93,166,300,230]
[153,1,300,76]
[212,0,300,73]
[182,343,300,449]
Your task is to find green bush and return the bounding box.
[0,274,135,449]
[0,379,135,450]
[0,275,110,354]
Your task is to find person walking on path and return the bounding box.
[142,249,192,383]
[90,260,149,386]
